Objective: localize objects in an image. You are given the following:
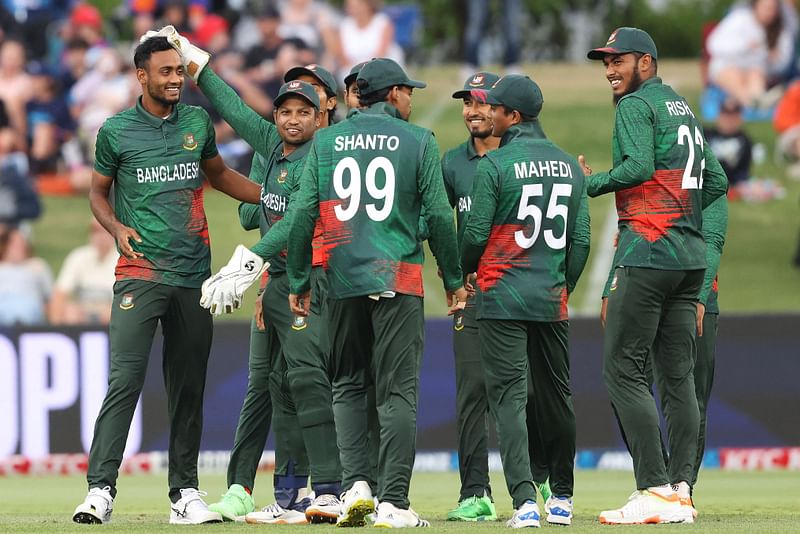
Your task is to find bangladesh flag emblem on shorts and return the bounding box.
[292,315,307,330]
[120,293,135,310]
[183,133,198,151]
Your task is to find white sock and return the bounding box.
[648,484,675,497]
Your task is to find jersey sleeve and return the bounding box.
[287,141,321,295]
[586,96,656,197]
[93,122,119,178]
[698,195,728,304]
[566,179,591,294]
[418,134,463,291]
[199,107,219,160]
[197,67,280,158]
[238,153,267,231]
[460,157,499,274]
[441,154,457,208]
[700,142,729,208]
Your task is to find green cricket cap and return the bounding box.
[452,71,501,100]
[356,58,426,93]
[588,27,658,60]
[485,74,543,118]
[284,64,338,96]
[273,80,320,110]
[344,61,370,87]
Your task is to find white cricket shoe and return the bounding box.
[373,502,430,528]
[506,500,540,528]
[545,496,573,526]
[599,488,689,524]
[245,502,308,525]
[169,488,223,524]
[73,486,114,524]
[306,493,342,524]
[337,480,374,527]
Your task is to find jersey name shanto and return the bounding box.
[135,162,200,183]
[513,160,574,180]
[334,133,401,152]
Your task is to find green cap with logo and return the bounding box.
[485,74,543,118]
[273,80,320,110]
[452,71,501,100]
[344,60,370,87]
[356,58,426,94]
[587,27,658,60]
[285,64,338,96]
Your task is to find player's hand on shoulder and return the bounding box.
[113,224,144,260]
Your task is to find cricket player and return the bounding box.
[285,64,339,127]
[72,35,262,525]
[581,27,728,524]
[344,61,370,110]
[287,57,469,528]
[461,74,590,528]
[600,194,728,519]
[163,30,344,523]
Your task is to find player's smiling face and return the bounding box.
[490,105,516,137]
[603,53,643,103]
[295,74,336,118]
[142,49,184,107]
[274,96,319,146]
[462,95,493,139]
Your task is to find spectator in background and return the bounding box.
[26,61,76,174]
[58,38,91,94]
[193,13,231,54]
[463,0,522,76]
[65,3,107,51]
[774,77,800,177]
[0,39,32,137]
[243,4,285,80]
[278,0,339,68]
[0,112,40,226]
[0,224,52,326]
[706,98,753,188]
[707,0,795,108]
[159,0,193,33]
[49,218,118,325]
[337,0,403,80]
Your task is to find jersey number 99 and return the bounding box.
[515,183,572,250]
[333,156,396,222]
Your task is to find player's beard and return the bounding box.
[614,68,642,105]
[148,81,181,107]
[471,126,493,139]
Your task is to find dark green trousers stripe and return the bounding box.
[328,294,424,509]
[88,279,212,502]
[691,312,718,487]
[479,319,575,508]
[604,267,703,489]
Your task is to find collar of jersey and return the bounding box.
[278,138,312,162]
[624,76,662,99]
[360,102,405,120]
[499,120,546,147]
[135,96,179,127]
[465,138,481,160]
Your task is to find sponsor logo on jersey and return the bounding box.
[292,315,307,330]
[183,133,198,151]
[278,168,288,184]
[469,74,484,86]
[120,293,135,310]
[607,29,619,45]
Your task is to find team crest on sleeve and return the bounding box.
[182,133,198,151]
[278,168,288,183]
[120,293,135,310]
[292,315,307,330]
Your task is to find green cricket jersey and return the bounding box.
[287,102,463,298]
[94,97,218,287]
[461,121,591,321]
[442,138,484,243]
[603,194,728,313]
[197,67,323,273]
[587,77,728,271]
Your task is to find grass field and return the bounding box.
[1,470,799,532]
[29,61,800,319]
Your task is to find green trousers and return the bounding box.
[603,267,703,489]
[328,294,424,509]
[87,279,212,503]
[691,312,718,487]
[479,319,575,508]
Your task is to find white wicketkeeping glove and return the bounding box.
[200,245,268,316]
[139,25,175,44]
[162,26,211,83]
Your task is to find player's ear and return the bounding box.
[136,67,147,86]
[314,110,321,127]
[639,54,652,74]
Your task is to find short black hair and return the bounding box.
[134,36,174,70]
[357,81,393,108]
